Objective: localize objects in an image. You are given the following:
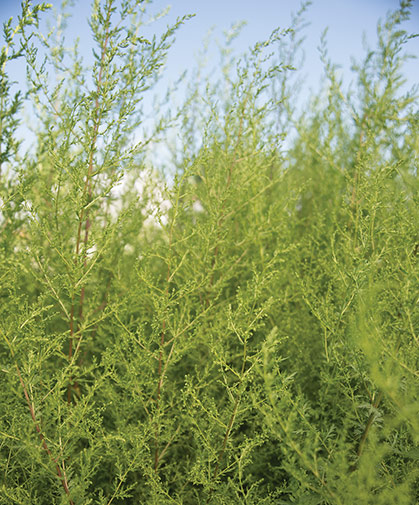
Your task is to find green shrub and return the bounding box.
[1,1,418,503]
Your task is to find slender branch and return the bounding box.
[68,5,112,403]
[212,394,240,482]
[154,264,171,472]
[15,364,74,504]
[350,390,383,472]
[207,340,248,503]
[155,425,181,471]
[205,96,249,307]
[154,187,179,471]
[349,113,368,248]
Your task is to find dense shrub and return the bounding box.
[1,1,418,503]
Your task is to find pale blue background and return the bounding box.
[0,0,418,154]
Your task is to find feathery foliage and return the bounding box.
[0,1,418,503]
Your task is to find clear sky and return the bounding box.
[0,0,418,152]
[149,0,419,97]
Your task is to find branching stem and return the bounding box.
[16,364,74,504]
[68,3,112,403]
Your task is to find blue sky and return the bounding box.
[152,0,418,96]
[0,0,418,153]
[1,0,417,92]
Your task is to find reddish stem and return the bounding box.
[16,364,74,503]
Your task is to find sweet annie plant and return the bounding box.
[0,1,418,503]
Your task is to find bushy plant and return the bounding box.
[1,1,418,503]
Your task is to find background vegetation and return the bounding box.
[0,1,418,503]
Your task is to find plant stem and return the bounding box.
[16,364,74,504]
[350,390,383,472]
[205,97,248,308]
[154,206,174,470]
[67,3,112,403]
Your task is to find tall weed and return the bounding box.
[0,1,417,504]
